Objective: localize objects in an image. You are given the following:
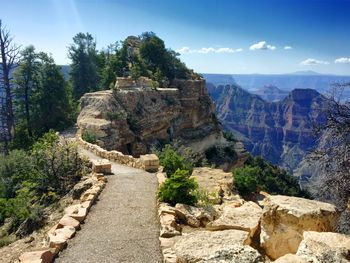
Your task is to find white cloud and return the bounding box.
[300,58,329,66]
[284,46,293,50]
[334,57,350,64]
[249,41,276,51]
[175,47,192,54]
[176,47,243,54]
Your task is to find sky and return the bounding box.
[1,0,350,75]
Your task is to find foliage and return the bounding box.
[158,169,198,206]
[158,145,193,177]
[233,166,259,196]
[223,131,236,142]
[68,33,99,99]
[0,131,87,234]
[82,129,97,144]
[126,115,140,133]
[193,189,214,209]
[13,47,75,149]
[233,156,309,197]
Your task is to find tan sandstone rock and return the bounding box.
[190,167,236,204]
[19,249,54,263]
[140,154,159,172]
[64,205,88,223]
[91,159,111,174]
[260,195,339,260]
[173,230,262,263]
[58,215,80,229]
[48,233,67,254]
[206,201,262,238]
[175,203,215,228]
[273,254,307,263]
[296,231,350,263]
[53,226,76,240]
[160,213,181,238]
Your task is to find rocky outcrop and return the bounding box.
[190,167,238,204]
[207,201,262,239]
[173,230,264,263]
[253,85,289,102]
[296,231,350,263]
[207,84,327,171]
[260,195,339,260]
[78,78,244,169]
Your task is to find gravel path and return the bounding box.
[55,148,162,263]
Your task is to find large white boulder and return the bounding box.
[207,201,262,238]
[173,230,264,262]
[260,195,339,260]
[296,231,350,263]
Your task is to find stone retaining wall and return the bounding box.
[76,134,159,172]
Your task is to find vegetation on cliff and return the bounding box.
[0,131,87,244]
[233,156,309,197]
[68,32,200,98]
[158,145,197,205]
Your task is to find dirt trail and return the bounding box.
[55,148,162,263]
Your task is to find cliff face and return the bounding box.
[207,84,327,171]
[78,78,244,168]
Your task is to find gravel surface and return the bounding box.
[55,148,162,263]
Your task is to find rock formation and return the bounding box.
[207,84,327,171]
[260,195,339,259]
[78,78,245,168]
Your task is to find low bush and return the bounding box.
[158,169,198,206]
[82,129,97,143]
[158,145,193,177]
[233,156,309,197]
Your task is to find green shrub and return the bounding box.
[106,111,126,121]
[158,145,193,177]
[158,169,198,206]
[82,130,97,143]
[233,156,309,197]
[193,189,214,209]
[233,166,259,196]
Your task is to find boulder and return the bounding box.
[260,195,339,260]
[160,213,181,238]
[91,159,111,174]
[190,167,236,204]
[19,249,54,263]
[159,237,181,263]
[64,205,88,222]
[53,226,76,239]
[58,215,80,229]
[48,233,67,254]
[296,231,350,263]
[140,154,159,172]
[72,178,93,199]
[207,201,262,238]
[175,203,215,227]
[273,254,307,263]
[174,230,262,263]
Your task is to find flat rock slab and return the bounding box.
[296,231,350,263]
[91,159,112,174]
[55,148,162,263]
[207,201,262,237]
[174,230,262,263]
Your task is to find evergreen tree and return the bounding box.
[68,33,99,99]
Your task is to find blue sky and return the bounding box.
[1,0,350,75]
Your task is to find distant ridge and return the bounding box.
[289,70,323,76]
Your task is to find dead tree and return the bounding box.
[0,20,20,154]
[311,83,350,210]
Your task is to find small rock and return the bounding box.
[19,249,53,263]
[175,203,214,227]
[72,178,93,199]
[58,215,80,229]
[54,226,76,239]
[160,213,182,238]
